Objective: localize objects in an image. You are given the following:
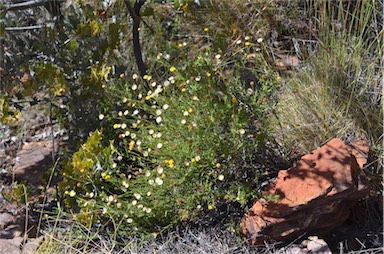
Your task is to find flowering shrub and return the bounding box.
[61,32,280,237]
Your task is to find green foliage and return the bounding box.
[61,21,280,236]
[0,96,21,126]
[3,183,33,205]
[1,0,132,143]
[60,130,116,225]
[262,193,281,203]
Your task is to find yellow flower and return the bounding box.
[101,172,107,178]
[166,159,175,168]
[178,43,183,48]
[101,84,107,89]
[113,123,119,129]
[137,27,141,32]
[119,73,125,78]
[208,205,214,210]
[276,76,281,81]
[204,27,209,32]
[129,140,135,151]
[231,97,237,103]
[169,66,176,72]
[143,74,149,80]
[245,41,250,46]
[188,108,193,113]
[206,72,211,77]
[181,88,186,92]
[105,175,111,180]
[191,158,196,163]
[215,163,221,168]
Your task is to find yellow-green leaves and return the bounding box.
[3,183,29,205]
[61,130,115,210]
[34,62,68,97]
[67,39,79,52]
[89,20,101,36]
[173,0,194,12]
[77,20,101,37]
[0,96,20,126]
[91,64,111,82]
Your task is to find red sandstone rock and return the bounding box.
[241,138,370,244]
[11,141,57,185]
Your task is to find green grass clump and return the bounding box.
[273,0,383,155]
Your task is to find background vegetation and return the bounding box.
[0,0,382,252]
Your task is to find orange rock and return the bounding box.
[242,138,370,244]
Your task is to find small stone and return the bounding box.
[0,237,23,254]
[0,215,25,238]
[22,236,44,254]
[275,246,306,254]
[0,213,14,229]
[306,236,332,254]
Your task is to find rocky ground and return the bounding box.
[0,103,67,254]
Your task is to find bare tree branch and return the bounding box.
[5,0,64,11]
[124,0,148,86]
[6,25,46,31]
